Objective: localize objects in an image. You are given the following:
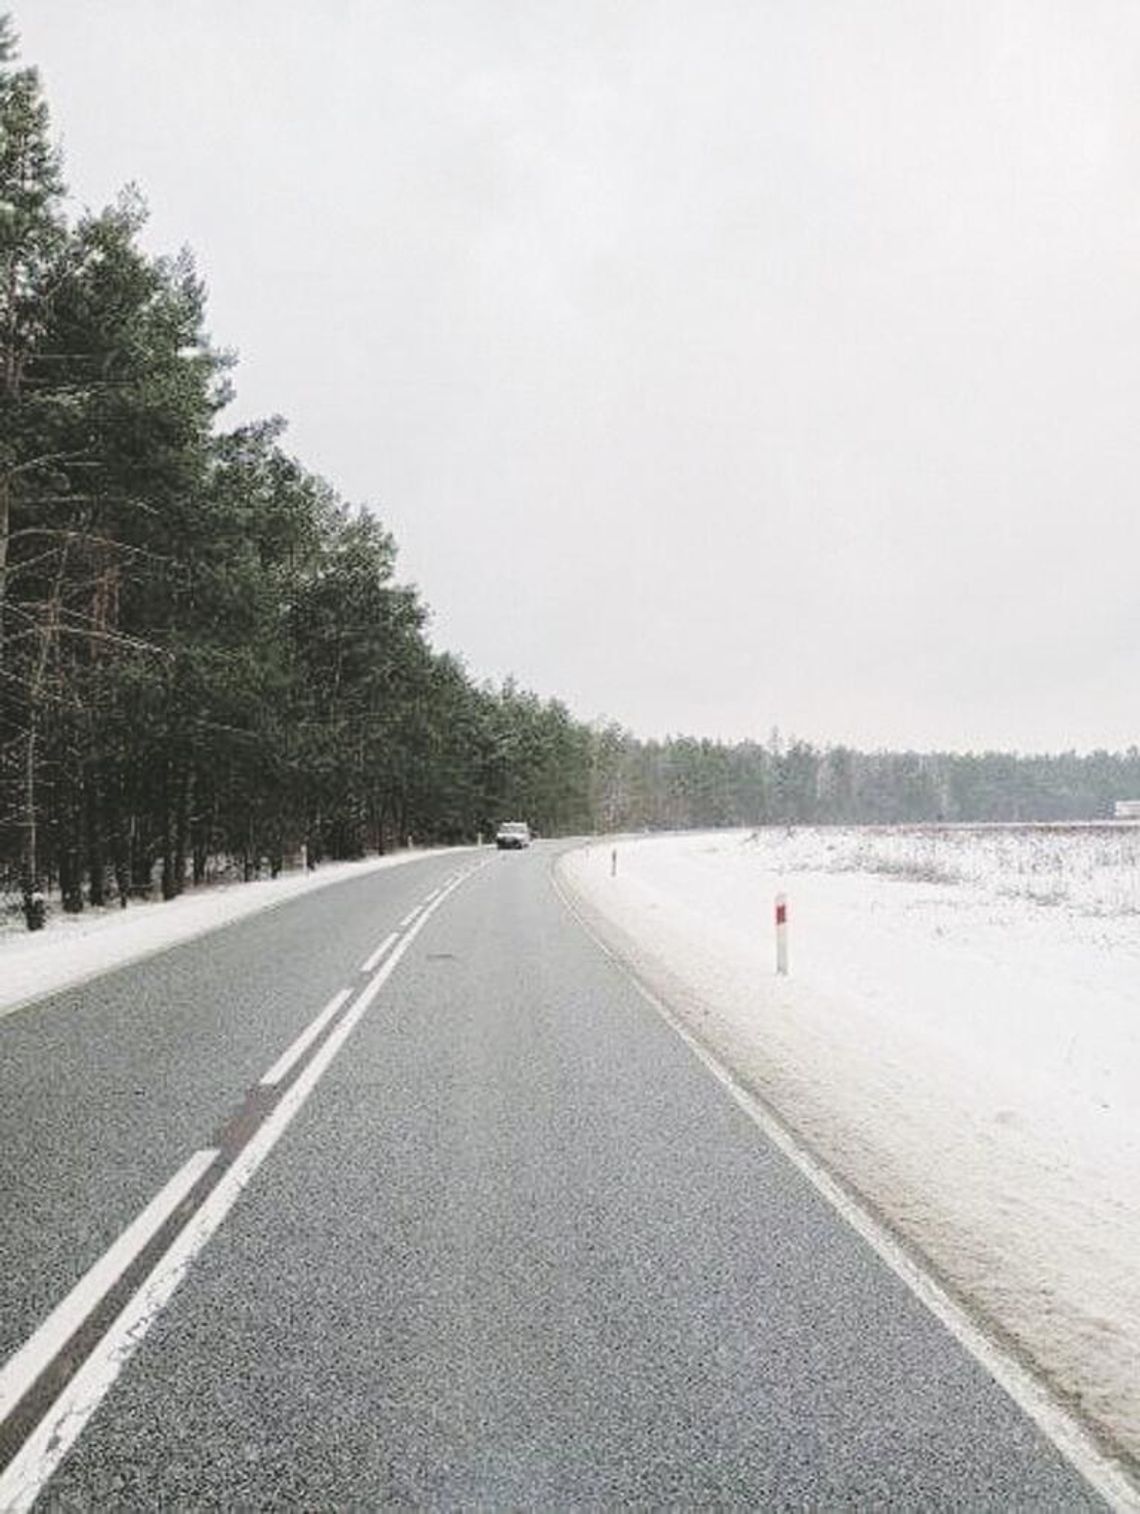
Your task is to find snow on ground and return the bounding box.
[0,848,471,1018]
[560,826,1140,1466]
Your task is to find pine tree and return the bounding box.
[0,16,70,923]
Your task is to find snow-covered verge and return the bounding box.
[558,827,1140,1470]
[0,848,472,1018]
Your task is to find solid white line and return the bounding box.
[360,932,398,976]
[653,1003,1140,1511]
[258,988,352,1087]
[399,907,421,928]
[550,863,1140,1514]
[0,870,475,1514]
[0,1148,218,1426]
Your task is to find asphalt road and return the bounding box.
[0,844,1108,1508]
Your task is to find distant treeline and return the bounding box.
[2,22,1136,928]
[589,736,1140,832]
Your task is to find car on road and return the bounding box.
[495,821,531,850]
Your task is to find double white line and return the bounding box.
[0,866,476,1511]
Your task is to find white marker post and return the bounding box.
[775,892,789,975]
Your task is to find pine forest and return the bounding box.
[3,19,1138,929]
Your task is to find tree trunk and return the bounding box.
[59,807,83,914]
[86,766,106,907]
[130,814,154,899]
[160,775,178,901]
[20,708,44,930]
[164,758,189,899]
[107,776,131,907]
[0,468,10,675]
[20,543,70,928]
[173,772,190,896]
[243,816,257,882]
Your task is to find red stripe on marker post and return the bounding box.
[775,892,789,975]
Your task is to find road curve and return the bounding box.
[0,844,1107,1508]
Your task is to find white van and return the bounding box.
[495,821,531,850]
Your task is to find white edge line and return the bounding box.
[0,870,474,1514]
[0,1148,219,1424]
[258,987,352,1087]
[360,931,399,976]
[550,862,1140,1514]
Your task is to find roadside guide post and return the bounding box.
[775,892,788,975]
[611,847,618,877]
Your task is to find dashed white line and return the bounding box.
[360,932,399,976]
[0,1148,218,1426]
[258,988,352,1088]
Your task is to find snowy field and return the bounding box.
[0,848,470,1017]
[560,826,1140,1468]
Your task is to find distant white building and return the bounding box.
[1114,799,1140,819]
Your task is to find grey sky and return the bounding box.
[16,1,1140,752]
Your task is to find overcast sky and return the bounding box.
[15,1,1140,752]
